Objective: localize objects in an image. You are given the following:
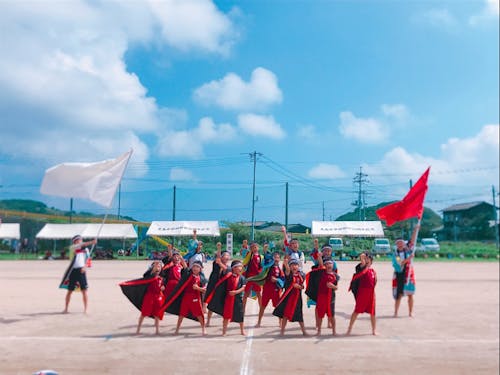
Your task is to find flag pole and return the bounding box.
[89,212,109,257]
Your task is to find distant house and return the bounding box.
[440,201,497,241]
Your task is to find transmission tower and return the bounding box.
[352,166,369,220]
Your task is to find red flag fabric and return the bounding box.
[376,167,430,227]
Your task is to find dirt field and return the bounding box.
[0,260,498,375]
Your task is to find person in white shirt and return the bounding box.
[63,235,96,314]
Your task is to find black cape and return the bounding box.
[272,272,305,322]
[207,273,246,323]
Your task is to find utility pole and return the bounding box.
[117,183,121,220]
[69,198,73,224]
[172,185,176,221]
[352,167,369,220]
[493,185,499,249]
[249,151,262,241]
[285,182,289,230]
[322,201,325,221]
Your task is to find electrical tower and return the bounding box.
[352,166,369,220]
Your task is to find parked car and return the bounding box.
[419,238,440,252]
[372,238,391,254]
[328,237,343,251]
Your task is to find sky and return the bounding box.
[0,0,499,226]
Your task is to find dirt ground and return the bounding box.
[0,259,498,375]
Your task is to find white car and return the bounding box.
[372,238,391,254]
[419,238,440,252]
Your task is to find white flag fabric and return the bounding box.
[40,150,132,208]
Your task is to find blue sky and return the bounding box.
[0,0,498,225]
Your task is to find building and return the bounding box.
[441,201,497,241]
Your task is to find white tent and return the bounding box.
[0,223,21,239]
[311,221,385,237]
[147,221,220,237]
[36,223,137,240]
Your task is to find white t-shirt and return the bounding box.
[70,244,89,268]
[188,252,203,269]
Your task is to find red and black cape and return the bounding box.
[272,272,304,322]
[206,273,246,323]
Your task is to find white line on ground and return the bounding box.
[240,300,257,375]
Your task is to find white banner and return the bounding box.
[40,150,132,208]
[0,223,21,239]
[312,221,384,237]
[146,221,220,237]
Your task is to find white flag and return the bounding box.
[40,150,132,208]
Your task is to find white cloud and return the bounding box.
[338,111,389,144]
[170,167,198,182]
[308,164,346,180]
[364,124,499,185]
[470,0,500,25]
[381,104,409,122]
[420,8,459,30]
[0,1,238,170]
[157,117,237,157]
[193,67,283,111]
[296,124,319,141]
[238,114,286,139]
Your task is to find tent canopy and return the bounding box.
[311,221,385,237]
[36,223,137,240]
[147,221,220,237]
[0,223,21,240]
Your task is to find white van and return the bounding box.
[328,237,343,251]
[419,238,440,251]
[372,238,391,254]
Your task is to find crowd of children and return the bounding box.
[118,226,417,337]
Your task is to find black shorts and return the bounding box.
[68,267,88,291]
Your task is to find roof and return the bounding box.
[0,223,21,239]
[442,201,493,213]
[36,223,137,239]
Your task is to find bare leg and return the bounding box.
[346,312,359,335]
[196,315,206,336]
[280,317,288,336]
[63,290,73,313]
[239,322,246,336]
[408,295,414,317]
[222,319,229,336]
[206,310,213,327]
[393,296,402,317]
[256,302,266,328]
[82,289,88,314]
[154,317,160,335]
[136,315,145,334]
[370,314,377,335]
[243,290,250,312]
[299,321,308,336]
[316,316,323,336]
[175,316,184,335]
[330,316,336,336]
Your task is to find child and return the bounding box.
[272,256,308,336]
[206,260,247,336]
[119,260,166,335]
[243,241,263,311]
[162,250,187,299]
[346,252,377,336]
[161,261,207,336]
[255,251,284,328]
[314,257,338,336]
[61,234,96,314]
[204,242,231,327]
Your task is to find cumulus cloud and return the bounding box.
[169,167,198,182]
[364,124,499,185]
[238,114,286,139]
[308,164,346,180]
[157,117,237,157]
[419,8,459,30]
[381,104,410,122]
[0,1,238,171]
[470,0,499,26]
[193,67,283,111]
[338,111,389,144]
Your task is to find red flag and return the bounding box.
[376,167,430,227]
